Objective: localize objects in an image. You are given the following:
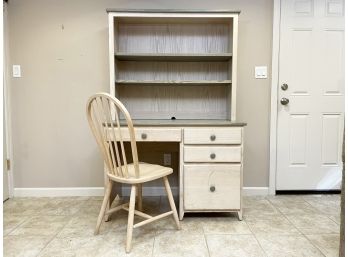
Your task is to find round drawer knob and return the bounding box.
[210,153,216,159]
[210,135,216,141]
[210,186,216,192]
[141,133,147,140]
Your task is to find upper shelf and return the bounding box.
[115,52,232,62]
[115,80,232,85]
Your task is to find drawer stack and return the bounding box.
[182,127,243,218]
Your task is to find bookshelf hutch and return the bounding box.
[107,9,245,220]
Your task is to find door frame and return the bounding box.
[269,0,281,195]
[3,2,14,198]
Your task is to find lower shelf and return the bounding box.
[115,80,232,85]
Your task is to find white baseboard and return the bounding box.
[13,187,105,197]
[243,187,269,196]
[13,186,269,197]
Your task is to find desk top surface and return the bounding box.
[118,119,247,127]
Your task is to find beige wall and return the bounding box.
[7,0,273,188]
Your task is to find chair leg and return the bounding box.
[95,180,113,235]
[137,184,143,211]
[126,185,137,253]
[163,176,181,230]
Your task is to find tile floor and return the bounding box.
[4,194,341,257]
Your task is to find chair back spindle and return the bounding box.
[86,93,140,179]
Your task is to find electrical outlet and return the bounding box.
[163,153,171,166]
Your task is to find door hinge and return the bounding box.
[6,159,10,171]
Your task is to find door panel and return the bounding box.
[276,0,344,190]
[290,30,313,95]
[321,114,341,165]
[322,30,344,95]
[289,114,308,165]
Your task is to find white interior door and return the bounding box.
[276,0,344,190]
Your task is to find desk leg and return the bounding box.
[179,140,184,220]
[237,210,243,221]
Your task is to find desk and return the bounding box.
[108,119,246,220]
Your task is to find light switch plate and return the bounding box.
[12,65,21,78]
[255,66,267,79]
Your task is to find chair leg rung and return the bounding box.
[105,202,129,215]
[123,207,153,219]
[133,211,173,229]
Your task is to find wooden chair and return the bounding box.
[86,92,180,253]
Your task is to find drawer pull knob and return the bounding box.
[210,186,216,192]
[141,133,147,140]
[210,153,216,159]
[210,135,216,141]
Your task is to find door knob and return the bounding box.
[280,98,289,105]
[141,133,147,139]
[281,83,288,91]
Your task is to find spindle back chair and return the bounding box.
[86,93,180,253]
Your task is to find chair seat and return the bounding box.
[108,162,173,184]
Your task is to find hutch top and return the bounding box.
[107,9,241,123]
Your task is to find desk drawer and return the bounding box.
[107,128,181,142]
[184,146,241,163]
[184,164,241,210]
[184,127,242,145]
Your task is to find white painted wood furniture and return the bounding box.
[86,93,180,253]
[107,9,246,220]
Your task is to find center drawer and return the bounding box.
[184,127,242,145]
[184,146,242,163]
[106,127,182,142]
[184,164,241,210]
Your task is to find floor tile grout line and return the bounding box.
[33,226,67,256]
[203,233,211,257]
[268,197,330,257]
[6,215,39,236]
[4,215,32,236]
[151,230,156,257]
[34,234,57,257]
[244,219,269,257]
[327,215,341,225]
[34,215,74,257]
[264,197,290,218]
[302,195,340,217]
[203,232,254,236]
[301,233,327,257]
[266,195,341,257]
[270,199,308,235]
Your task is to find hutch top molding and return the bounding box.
[106,9,241,14]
